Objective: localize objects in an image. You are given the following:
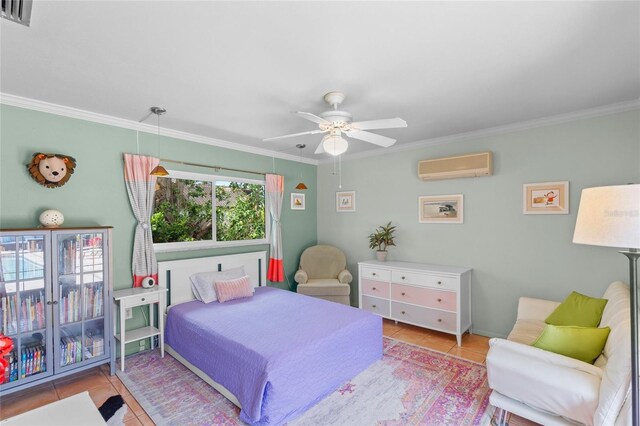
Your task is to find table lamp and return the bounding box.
[573,184,640,425]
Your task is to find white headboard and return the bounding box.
[158,251,267,307]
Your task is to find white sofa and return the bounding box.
[486,281,631,426]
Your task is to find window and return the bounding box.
[151,171,267,251]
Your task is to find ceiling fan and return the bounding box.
[263,91,407,156]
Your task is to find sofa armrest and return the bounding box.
[294,269,308,284]
[517,297,561,321]
[486,338,602,425]
[338,269,353,284]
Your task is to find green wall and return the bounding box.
[3,103,638,342]
[317,110,640,337]
[0,104,317,353]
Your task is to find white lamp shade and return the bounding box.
[573,184,640,249]
[322,134,348,156]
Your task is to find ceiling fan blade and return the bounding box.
[263,129,325,142]
[345,130,396,147]
[349,118,407,131]
[296,111,330,125]
[314,141,325,154]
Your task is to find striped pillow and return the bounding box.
[215,275,253,303]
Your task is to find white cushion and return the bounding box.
[486,338,602,425]
[189,266,246,303]
[516,297,561,322]
[507,319,546,345]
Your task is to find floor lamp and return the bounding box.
[573,184,640,425]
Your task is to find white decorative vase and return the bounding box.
[376,251,388,262]
[39,209,64,228]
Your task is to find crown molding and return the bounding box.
[0,92,319,166]
[3,92,637,167]
[319,98,640,164]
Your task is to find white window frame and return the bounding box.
[153,170,270,253]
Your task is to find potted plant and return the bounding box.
[368,221,397,261]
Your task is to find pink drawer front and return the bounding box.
[361,279,390,298]
[391,284,457,311]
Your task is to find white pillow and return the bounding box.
[189,266,247,303]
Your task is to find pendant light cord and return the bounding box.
[339,155,342,189]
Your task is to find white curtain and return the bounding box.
[123,153,160,287]
[266,174,284,282]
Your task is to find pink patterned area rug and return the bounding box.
[117,338,491,425]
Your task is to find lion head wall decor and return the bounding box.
[27,153,77,188]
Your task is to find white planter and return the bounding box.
[376,251,388,262]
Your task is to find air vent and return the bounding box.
[1,0,32,26]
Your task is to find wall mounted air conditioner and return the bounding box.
[418,151,493,181]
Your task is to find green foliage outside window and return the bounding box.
[216,182,265,241]
[151,177,265,244]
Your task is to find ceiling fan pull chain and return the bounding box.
[338,155,342,189]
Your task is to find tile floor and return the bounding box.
[0,319,491,424]
[0,364,153,425]
[383,319,491,363]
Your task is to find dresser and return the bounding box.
[358,260,472,346]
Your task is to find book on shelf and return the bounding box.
[60,335,85,366]
[62,238,78,275]
[2,343,46,383]
[59,282,103,324]
[84,334,104,358]
[1,291,46,335]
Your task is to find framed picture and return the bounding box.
[523,181,569,214]
[336,191,356,212]
[291,193,305,210]
[419,194,464,224]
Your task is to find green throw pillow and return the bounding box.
[545,291,608,327]
[532,324,610,364]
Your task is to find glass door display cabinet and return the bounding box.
[0,231,53,389]
[0,228,113,395]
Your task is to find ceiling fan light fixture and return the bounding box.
[322,133,348,156]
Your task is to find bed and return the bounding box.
[159,252,382,426]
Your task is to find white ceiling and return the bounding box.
[1,1,639,160]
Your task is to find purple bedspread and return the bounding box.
[165,286,382,425]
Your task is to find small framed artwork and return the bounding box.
[419,194,464,224]
[523,181,569,214]
[291,193,305,210]
[336,191,356,212]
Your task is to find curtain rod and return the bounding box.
[158,158,267,176]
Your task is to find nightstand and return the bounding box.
[113,286,167,371]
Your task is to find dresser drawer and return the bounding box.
[361,279,390,298]
[390,284,456,311]
[391,270,458,291]
[122,293,159,308]
[361,295,390,317]
[391,301,457,333]
[361,267,391,282]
